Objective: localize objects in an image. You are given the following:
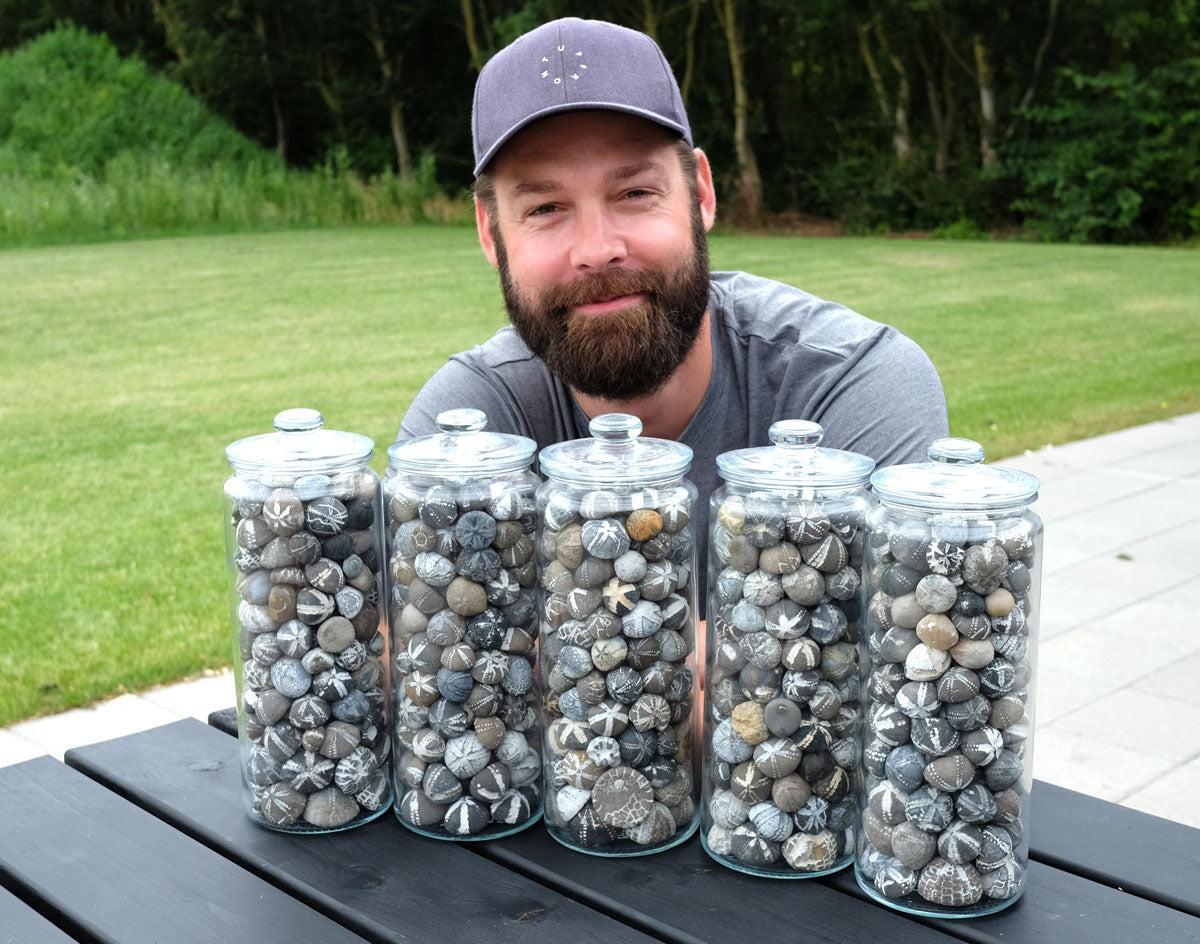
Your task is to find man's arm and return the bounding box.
[398,356,531,441]
[789,325,948,467]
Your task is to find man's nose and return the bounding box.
[569,205,627,271]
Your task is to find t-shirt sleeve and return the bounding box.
[786,326,948,467]
[398,355,531,440]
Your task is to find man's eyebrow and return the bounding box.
[608,160,666,182]
[507,160,669,200]
[508,180,560,199]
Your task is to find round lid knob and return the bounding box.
[768,419,823,449]
[273,408,324,433]
[589,413,642,443]
[436,408,488,434]
[928,438,986,465]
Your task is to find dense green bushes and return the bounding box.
[1008,59,1200,244]
[0,22,264,176]
[0,26,467,245]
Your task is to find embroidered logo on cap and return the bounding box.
[540,46,587,85]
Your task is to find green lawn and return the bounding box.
[2,226,1196,725]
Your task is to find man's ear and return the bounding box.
[476,197,499,268]
[694,148,717,232]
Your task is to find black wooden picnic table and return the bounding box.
[1,716,1197,944]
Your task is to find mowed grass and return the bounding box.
[2,226,1196,724]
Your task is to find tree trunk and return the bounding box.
[641,0,660,42]
[679,0,701,107]
[389,93,412,178]
[940,52,958,176]
[150,0,199,95]
[1005,0,1059,140]
[876,20,913,162]
[460,0,484,73]
[915,41,952,178]
[254,11,287,160]
[314,51,347,154]
[858,20,891,123]
[718,0,762,224]
[973,34,999,168]
[367,1,411,176]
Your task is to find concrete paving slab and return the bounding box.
[140,670,234,722]
[1117,442,1200,478]
[1115,528,1200,574]
[1034,415,1200,469]
[1120,755,1200,829]
[1008,465,1170,524]
[990,455,1070,484]
[1038,554,1194,637]
[1041,502,1196,575]
[0,729,48,766]
[1099,477,1200,535]
[1038,608,1200,688]
[1034,666,1115,725]
[1033,725,1176,802]
[1051,687,1200,763]
[1132,650,1200,708]
[1037,524,1099,574]
[6,694,180,763]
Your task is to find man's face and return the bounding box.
[478,112,716,401]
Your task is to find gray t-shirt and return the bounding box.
[399,270,949,608]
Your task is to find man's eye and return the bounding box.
[529,204,558,217]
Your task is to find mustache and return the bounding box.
[542,269,660,313]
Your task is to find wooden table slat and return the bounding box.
[483,813,1200,944]
[478,824,968,944]
[0,756,370,944]
[0,883,81,944]
[1030,780,1200,917]
[65,719,659,944]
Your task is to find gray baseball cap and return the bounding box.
[472,17,692,176]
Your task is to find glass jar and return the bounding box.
[855,438,1041,916]
[702,420,874,877]
[537,414,699,855]
[384,409,543,839]
[223,409,392,832]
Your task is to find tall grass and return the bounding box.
[0,25,470,246]
[0,152,470,245]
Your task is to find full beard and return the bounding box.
[496,214,711,402]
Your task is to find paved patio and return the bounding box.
[3,410,1198,828]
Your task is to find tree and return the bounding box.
[716,0,762,224]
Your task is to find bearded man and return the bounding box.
[398,17,948,603]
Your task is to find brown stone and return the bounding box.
[916,613,959,650]
[625,508,663,542]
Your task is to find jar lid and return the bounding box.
[226,408,374,475]
[715,420,874,489]
[386,408,536,477]
[870,437,1040,512]
[539,413,692,486]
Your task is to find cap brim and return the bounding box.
[473,103,688,177]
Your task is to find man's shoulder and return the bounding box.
[455,324,543,373]
[709,270,890,353]
[399,325,567,440]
